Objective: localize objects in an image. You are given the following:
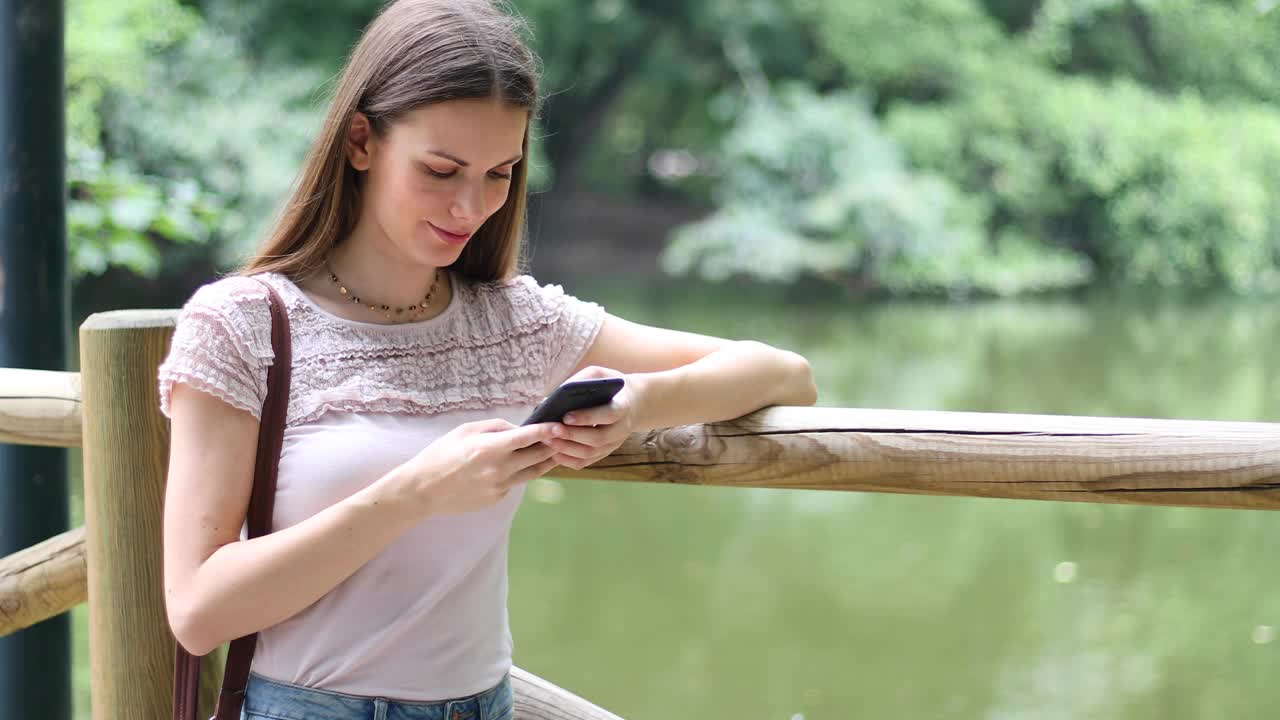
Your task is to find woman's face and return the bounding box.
[346,98,528,267]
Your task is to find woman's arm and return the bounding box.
[163,384,423,656]
[544,314,817,468]
[624,339,816,431]
[572,313,816,428]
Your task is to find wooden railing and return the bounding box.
[1,308,1278,717]
[572,406,1280,510]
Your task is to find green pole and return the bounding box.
[0,1,71,719]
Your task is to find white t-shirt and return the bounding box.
[158,269,605,700]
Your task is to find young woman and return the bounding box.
[158,1,817,717]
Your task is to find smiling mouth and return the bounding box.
[429,223,472,244]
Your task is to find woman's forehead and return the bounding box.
[392,100,527,161]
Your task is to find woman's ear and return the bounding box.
[345,112,375,171]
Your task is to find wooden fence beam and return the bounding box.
[512,666,622,719]
[0,368,81,447]
[0,526,86,638]
[554,406,1280,511]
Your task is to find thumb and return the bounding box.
[459,418,515,435]
[565,365,624,383]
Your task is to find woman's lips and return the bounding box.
[429,222,472,245]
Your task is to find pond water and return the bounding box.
[508,285,1280,719]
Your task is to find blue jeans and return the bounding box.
[239,671,514,720]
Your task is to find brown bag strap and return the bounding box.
[173,279,292,720]
[173,642,199,720]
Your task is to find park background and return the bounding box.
[55,0,1280,717]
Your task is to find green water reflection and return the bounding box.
[509,288,1280,719]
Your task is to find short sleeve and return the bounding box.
[525,279,606,392]
[157,277,275,420]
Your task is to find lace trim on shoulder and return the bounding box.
[158,364,264,419]
[157,275,276,419]
[161,272,604,426]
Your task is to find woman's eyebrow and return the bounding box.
[426,150,523,168]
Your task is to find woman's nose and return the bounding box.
[451,183,484,222]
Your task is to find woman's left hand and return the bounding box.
[547,366,638,470]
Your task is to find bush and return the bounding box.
[888,68,1280,292]
[663,85,1090,296]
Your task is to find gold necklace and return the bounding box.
[325,259,442,323]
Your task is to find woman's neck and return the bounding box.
[297,235,453,325]
[337,220,448,296]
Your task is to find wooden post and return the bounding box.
[79,310,227,720]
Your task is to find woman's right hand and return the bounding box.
[391,418,562,516]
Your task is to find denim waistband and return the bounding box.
[242,671,513,720]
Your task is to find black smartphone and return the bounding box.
[521,377,625,426]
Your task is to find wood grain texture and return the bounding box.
[80,310,178,720]
[0,526,86,638]
[0,368,81,447]
[552,406,1280,510]
[512,666,623,720]
[199,645,226,719]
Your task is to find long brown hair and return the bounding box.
[239,0,540,283]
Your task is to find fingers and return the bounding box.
[552,423,610,445]
[561,405,620,428]
[462,418,516,434]
[496,421,559,450]
[551,453,597,470]
[505,456,559,488]
[545,437,595,461]
[510,438,557,469]
[545,424,621,468]
[564,365,624,382]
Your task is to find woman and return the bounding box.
[158,0,818,717]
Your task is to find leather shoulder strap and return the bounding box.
[173,278,292,720]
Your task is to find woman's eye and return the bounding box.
[423,166,509,180]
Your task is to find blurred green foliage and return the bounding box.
[694,0,1280,295]
[887,70,1280,293]
[64,0,1280,294]
[66,0,221,276]
[663,85,1091,296]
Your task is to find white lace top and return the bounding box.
[159,270,605,427]
[157,269,606,700]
